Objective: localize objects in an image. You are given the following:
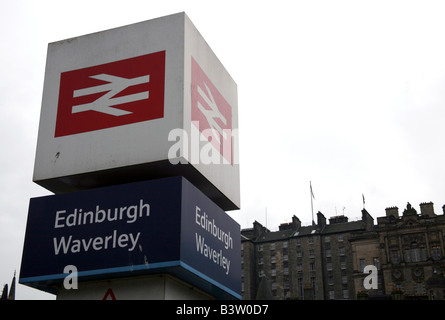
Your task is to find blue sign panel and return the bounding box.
[19,177,241,299]
[180,180,241,298]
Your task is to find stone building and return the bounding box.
[241,210,374,299]
[241,201,445,300]
[350,202,445,299]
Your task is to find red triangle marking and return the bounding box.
[102,288,117,300]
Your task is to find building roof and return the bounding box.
[241,220,366,243]
[254,229,295,242]
[323,220,365,234]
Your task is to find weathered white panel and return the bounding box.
[33,12,240,210]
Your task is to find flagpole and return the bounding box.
[265,207,268,229]
[362,193,366,210]
[310,181,314,224]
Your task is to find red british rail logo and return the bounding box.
[55,51,165,137]
[191,57,233,164]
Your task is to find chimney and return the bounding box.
[279,215,302,231]
[361,209,374,231]
[385,207,399,219]
[317,211,326,228]
[420,202,435,217]
[329,215,348,224]
[292,215,301,229]
[253,221,267,238]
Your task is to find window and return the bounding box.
[421,247,427,261]
[340,261,346,270]
[257,244,263,252]
[308,236,314,244]
[404,249,411,262]
[329,291,335,300]
[391,250,400,264]
[408,247,426,262]
[342,275,348,284]
[311,277,316,299]
[342,289,349,299]
[404,243,427,262]
[339,247,345,256]
[359,259,366,272]
[310,262,315,271]
[412,248,421,262]
[271,269,276,277]
[373,257,380,270]
[271,256,276,264]
[416,282,424,295]
[296,238,301,246]
[283,241,288,248]
[326,249,331,257]
[297,250,302,258]
[270,243,275,251]
[338,234,344,242]
[327,262,333,271]
[284,281,290,290]
[325,236,330,243]
[432,245,441,260]
[297,264,302,272]
[309,249,315,258]
[298,278,303,298]
[271,281,277,291]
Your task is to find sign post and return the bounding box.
[20,12,241,300]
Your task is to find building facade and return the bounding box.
[350,202,445,300]
[241,210,374,299]
[241,202,445,300]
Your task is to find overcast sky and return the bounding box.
[2,0,445,299]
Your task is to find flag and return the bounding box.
[310,181,315,200]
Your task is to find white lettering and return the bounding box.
[63,265,78,290]
[54,199,150,228]
[55,210,66,228]
[176,304,211,317]
[195,206,233,250]
[195,233,231,275]
[54,235,72,255]
[167,122,239,165]
[128,232,141,252]
[167,128,189,164]
[53,231,141,255]
[363,265,378,290]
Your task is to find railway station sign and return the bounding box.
[19,176,241,299]
[33,12,240,210]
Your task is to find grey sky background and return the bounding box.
[2,0,445,299]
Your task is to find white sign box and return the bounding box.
[34,12,240,210]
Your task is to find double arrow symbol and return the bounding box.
[72,74,150,116]
[197,82,227,143]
